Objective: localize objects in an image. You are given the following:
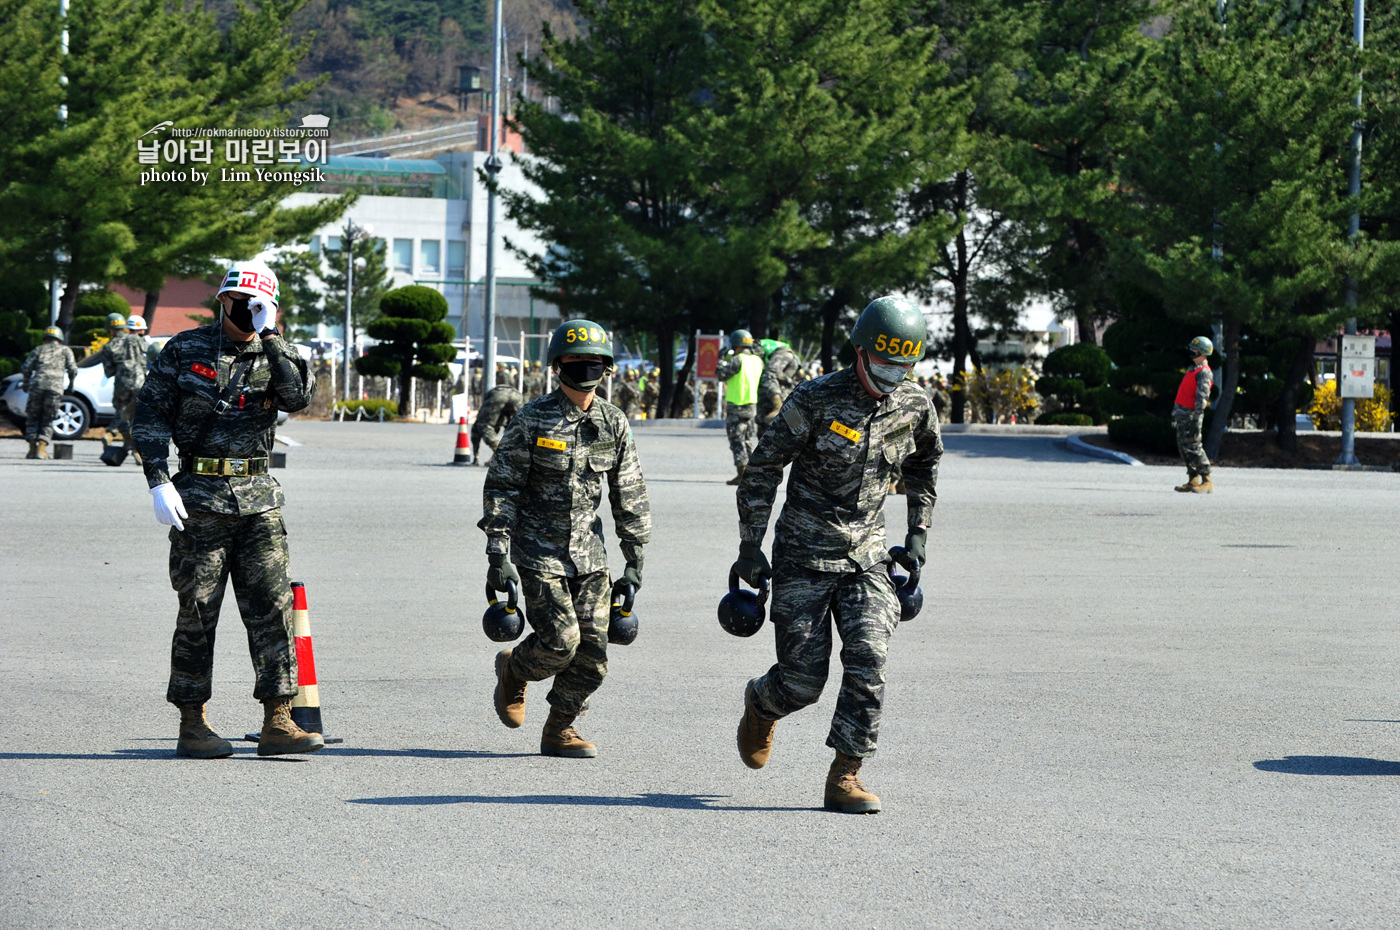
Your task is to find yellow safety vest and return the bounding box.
[725,353,763,405]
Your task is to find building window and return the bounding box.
[308,235,321,254]
[420,240,441,275]
[448,240,466,278]
[325,235,342,253]
[393,238,413,273]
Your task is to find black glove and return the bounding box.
[614,562,643,595]
[896,527,927,570]
[487,552,520,592]
[736,542,772,586]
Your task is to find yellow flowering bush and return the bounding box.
[1309,380,1392,432]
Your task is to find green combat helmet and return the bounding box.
[43,326,64,341]
[850,296,926,364]
[106,312,127,331]
[1188,336,1214,357]
[729,329,754,352]
[548,319,614,392]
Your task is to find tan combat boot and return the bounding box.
[257,699,325,756]
[1174,475,1200,492]
[494,649,527,728]
[1193,475,1214,493]
[35,441,50,459]
[824,751,882,814]
[25,440,38,459]
[736,683,776,770]
[540,707,597,758]
[174,704,234,759]
[121,431,142,465]
[725,466,745,486]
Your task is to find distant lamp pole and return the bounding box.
[482,0,504,393]
[342,219,374,401]
[1337,0,1365,466]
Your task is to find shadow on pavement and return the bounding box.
[1253,755,1400,776]
[347,793,814,812]
[941,435,1086,464]
[320,747,537,759]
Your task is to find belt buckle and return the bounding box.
[196,459,216,475]
[227,458,248,477]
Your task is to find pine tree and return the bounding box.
[355,285,457,416]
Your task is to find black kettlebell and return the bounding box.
[609,583,639,646]
[482,579,524,642]
[717,565,770,637]
[887,546,924,622]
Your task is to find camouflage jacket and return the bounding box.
[758,346,802,399]
[133,324,315,515]
[21,342,77,393]
[78,332,148,393]
[737,368,942,572]
[479,389,651,576]
[478,384,525,431]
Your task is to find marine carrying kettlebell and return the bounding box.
[609,583,639,646]
[887,546,924,622]
[482,579,524,642]
[717,565,770,637]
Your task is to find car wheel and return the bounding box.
[52,395,93,439]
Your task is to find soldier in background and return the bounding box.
[732,296,941,814]
[21,326,77,460]
[525,360,545,400]
[701,380,718,419]
[1174,336,1215,493]
[79,312,149,462]
[471,381,525,465]
[615,368,639,419]
[716,329,764,485]
[928,375,951,423]
[756,338,802,436]
[132,258,323,760]
[480,319,650,758]
[469,367,483,407]
[639,368,659,419]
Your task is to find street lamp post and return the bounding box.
[342,220,373,401]
[1337,0,1365,466]
[482,0,504,393]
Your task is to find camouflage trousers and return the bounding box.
[471,422,501,459]
[749,558,901,758]
[111,384,139,437]
[166,508,297,706]
[726,403,757,469]
[23,388,62,443]
[509,567,611,716]
[1173,406,1211,476]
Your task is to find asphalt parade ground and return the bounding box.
[2,420,1398,928]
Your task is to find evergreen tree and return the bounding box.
[355,284,457,415]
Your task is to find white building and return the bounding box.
[279,151,559,362]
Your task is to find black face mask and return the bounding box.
[557,359,607,392]
[225,296,254,333]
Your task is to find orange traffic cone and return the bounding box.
[453,416,473,465]
[245,582,341,743]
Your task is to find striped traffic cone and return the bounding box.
[245,582,342,743]
[452,416,473,465]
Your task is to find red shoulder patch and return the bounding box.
[190,362,218,380]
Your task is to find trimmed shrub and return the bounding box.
[1035,412,1094,427]
[334,398,398,419]
[1108,414,1178,455]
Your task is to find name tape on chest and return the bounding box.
[190,362,218,380]
[829,420,862,443]
[536,437,567,451]
[884,423,911,443]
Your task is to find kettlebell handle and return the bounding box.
[728,564,770,605]
[887,546,921,590]
[486,578,519,613]
[613,582,636,615]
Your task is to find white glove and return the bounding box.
[248,298,273,334]
[151,482,187,531]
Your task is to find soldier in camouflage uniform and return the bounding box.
[716,329,764,485]
[733,296,941,814]
[615,368,640,419]
[78,312,149,460]
[756,339,802,436]
[480,319,651,758]
[639,368,659,419]
[471,382,525,465]
[1173,336,1215,494]
[133,259,324,760]
[20,326,77,459]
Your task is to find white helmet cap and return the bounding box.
[126,314,147,331]
[217,259,280,308]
